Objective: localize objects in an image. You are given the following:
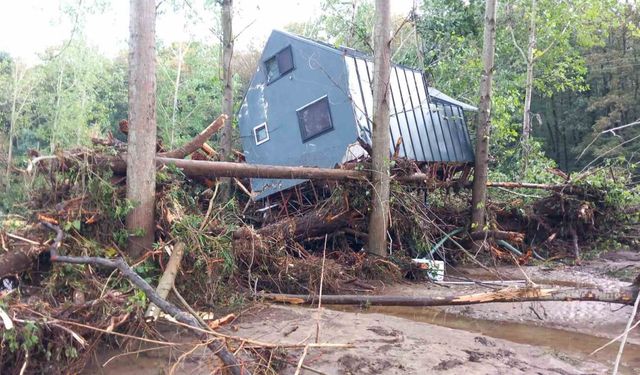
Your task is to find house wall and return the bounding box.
[238,31,359,200]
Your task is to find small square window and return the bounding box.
[297,96,334,142]
[253,122,269,145]
[264,46,294,84]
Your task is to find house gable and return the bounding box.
[238,30,359,200]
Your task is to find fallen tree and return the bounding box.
[41,222,250,375]
[233,210,358,243]
[260,284,639,307]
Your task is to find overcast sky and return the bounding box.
[0,0,416,64]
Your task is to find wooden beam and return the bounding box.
[261,286,639,307]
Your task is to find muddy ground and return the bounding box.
[86,253,640,374]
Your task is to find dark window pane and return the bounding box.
[297,96,333,142]
[254,123,269,144]
[265,57,278,82]
[277,47,294,75]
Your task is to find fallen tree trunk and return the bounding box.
[41,222,249,375]
[261,286,639,306]
[145,242,185,321]
[255,211,355,242]
[109,157,370,181]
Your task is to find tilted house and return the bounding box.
[238,30,477,200]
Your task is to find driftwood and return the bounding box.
[158,115,227,159]
[41,222,249,375]
[261,285,639,307]
[144,242,185,321]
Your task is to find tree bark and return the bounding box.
[233,211,355,243]
[367,0,392,257]
[261,286,639,307]
[522,0,537,143]
[145,242,185,321]
[220,0,234,160]
[127,0,157,258]
[471,0,498,238]
[170,42,188,149]
[219,0,234,200]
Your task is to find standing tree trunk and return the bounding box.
[170,42,189,149]
[50,64,65,153]
[5,63,33,189]
[471,0,498,241]
[367,0,392,257]
[5,68,20,188]
[127,0,157,258]
[219,0,234,199]
[522,0,537,143]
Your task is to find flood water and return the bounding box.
[331,305,640,373]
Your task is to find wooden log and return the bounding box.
[108,157,366,181]
[157,115,227,159]
[261,286,639,307]
[233,211,356,243]
[145,242,185,321]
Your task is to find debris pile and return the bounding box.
[0,116,638,372]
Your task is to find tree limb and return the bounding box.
[158,114,227,159]
[41,222,249,375]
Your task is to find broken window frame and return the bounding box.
[253,122,270,145]
[264,45,294,84]
[296,95,334,142]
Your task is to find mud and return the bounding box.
[84,256,640,374]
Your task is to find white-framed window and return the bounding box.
[253,122,269,145]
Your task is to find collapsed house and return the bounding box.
[238,30,477,200]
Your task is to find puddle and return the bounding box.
[330,305,640,373]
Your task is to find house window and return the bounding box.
[264,46,294,83]
[253,122,269,145]
[297,96,334,142]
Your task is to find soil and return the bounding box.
[84,254,640,374]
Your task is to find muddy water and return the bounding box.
[331,305,640,373]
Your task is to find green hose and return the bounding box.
[497,239,523,256]
[427,227,464,258]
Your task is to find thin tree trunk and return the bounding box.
[522,0,536,143]
[550,95,561,163]
[5,68,19,188]
[170,42,188,149]
[219,0,234,199]
[126,0,157,258]
[367,0,392,257]
[470,0,498,238]
[220,0,233,159]
[5,64,32,188]
[50,63,65,153]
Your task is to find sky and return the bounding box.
[0,0,416,64]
